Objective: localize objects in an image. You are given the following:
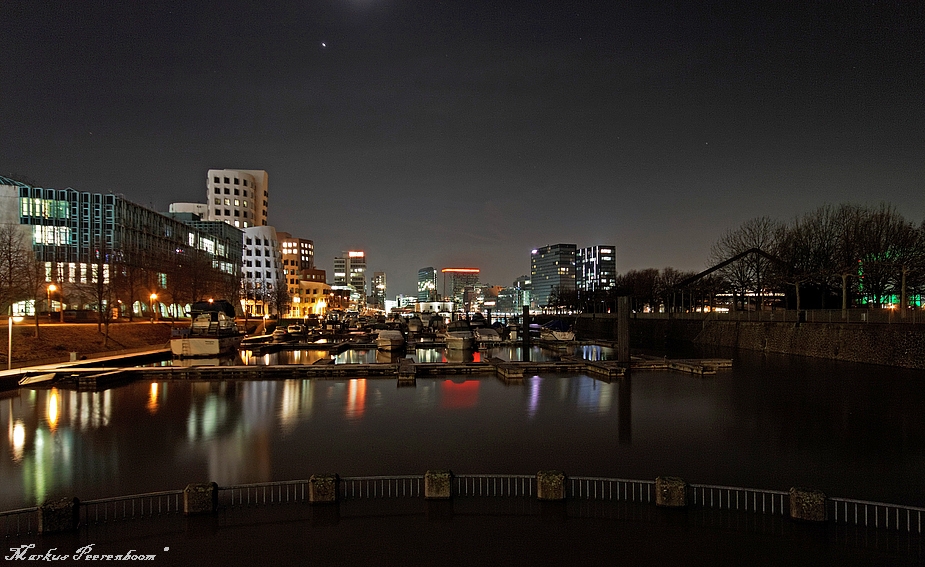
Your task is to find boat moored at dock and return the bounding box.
[170,300,244,358]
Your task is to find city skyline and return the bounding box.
[2,1,922,295]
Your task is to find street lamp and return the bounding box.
[150,293,158,323]
[47,284,56,322]
[8,312,24,370]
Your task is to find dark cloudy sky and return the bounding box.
[2,1,923,295]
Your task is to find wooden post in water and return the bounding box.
[522,305,530,362]
[616,296,630,363]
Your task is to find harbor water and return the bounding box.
[2,347,924,512]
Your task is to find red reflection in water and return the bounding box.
[441,380,480,409]
[346,379,367,419]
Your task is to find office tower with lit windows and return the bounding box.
[372,272,386,308]
[577,245,617,292]
[205,169,269,229]
[1,176,242,317]
[417,267,437,302]
[334,251,367,307]
[441,268,480,305]
[277,232,315,316]
[530,244,577,308]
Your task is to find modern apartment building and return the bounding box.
[530,244,577,308]
[205,169,268,229]
[294,268,330,317]
[276,231,314,317]
[577,245,617,292]
[242,226,284,316]
[1,176,242,316]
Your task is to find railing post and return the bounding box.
[655,476,688,508]
[37,497,80,534]
[424,470,453,500]
[536,470,567,501]
[183,483,217,515]
[308,474,340,504]
[789,487,826,522]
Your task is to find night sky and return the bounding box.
[2,1,923,295]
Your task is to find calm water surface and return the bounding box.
[2,348,924,511]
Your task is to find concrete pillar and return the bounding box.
[37,497,80,534]
[655,476,688,507]
[183,482,217,515]
[424,470,453,500]
[616,296,630,363]
[309,474,340,504]
[789,487,826,522]
[536,470,566,501]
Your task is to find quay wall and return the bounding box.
[571,314,925,369]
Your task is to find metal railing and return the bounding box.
[340,475,422,499]
[5,476,925,538]
[455,474,535,497]
[568,476,654,503]
[220,480,310,506]
[80,490,184,524]
[690,484,789,516]
[830,497,925,533]
[0,506,38,537]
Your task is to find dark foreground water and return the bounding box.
[2,348,925,512]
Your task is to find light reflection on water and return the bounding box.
[3,349,925,515]
[184,344,615,366]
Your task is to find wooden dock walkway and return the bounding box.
[5,345,731,391]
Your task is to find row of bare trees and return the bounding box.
[712,204,925,310]
[545,203,925,314]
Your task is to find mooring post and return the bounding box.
[521,305,530,362]
[617,296,630,363]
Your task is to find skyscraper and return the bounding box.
[441,268,480,307]
[577,245,617,292]
[372,272,386,308]
[417,267,437,302]
[334,251,367,308]
[530,244,577,308]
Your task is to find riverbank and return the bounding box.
[1,322,176,368]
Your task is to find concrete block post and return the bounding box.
[183,482,217,515]
[424,470,453,500]
[789,487,826,522]
[616,296,630,363]
[309,474,340,504]
[37,497,80,534]
[537,470,567,501]
[655,476,688,507]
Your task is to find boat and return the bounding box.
[286,323,305,338]
[445,319,475,350]
[375,329,406,351]
[473,326,502,345]
[18,372,57,387]
[170,300,244,357]
[271,327,290,342]
[540,320,575,342]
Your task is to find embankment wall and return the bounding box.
[571,314,925,369]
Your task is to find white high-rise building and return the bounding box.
[242,226,284,316]
[206,169,268,229]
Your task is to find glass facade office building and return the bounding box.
[530,244,577,308]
